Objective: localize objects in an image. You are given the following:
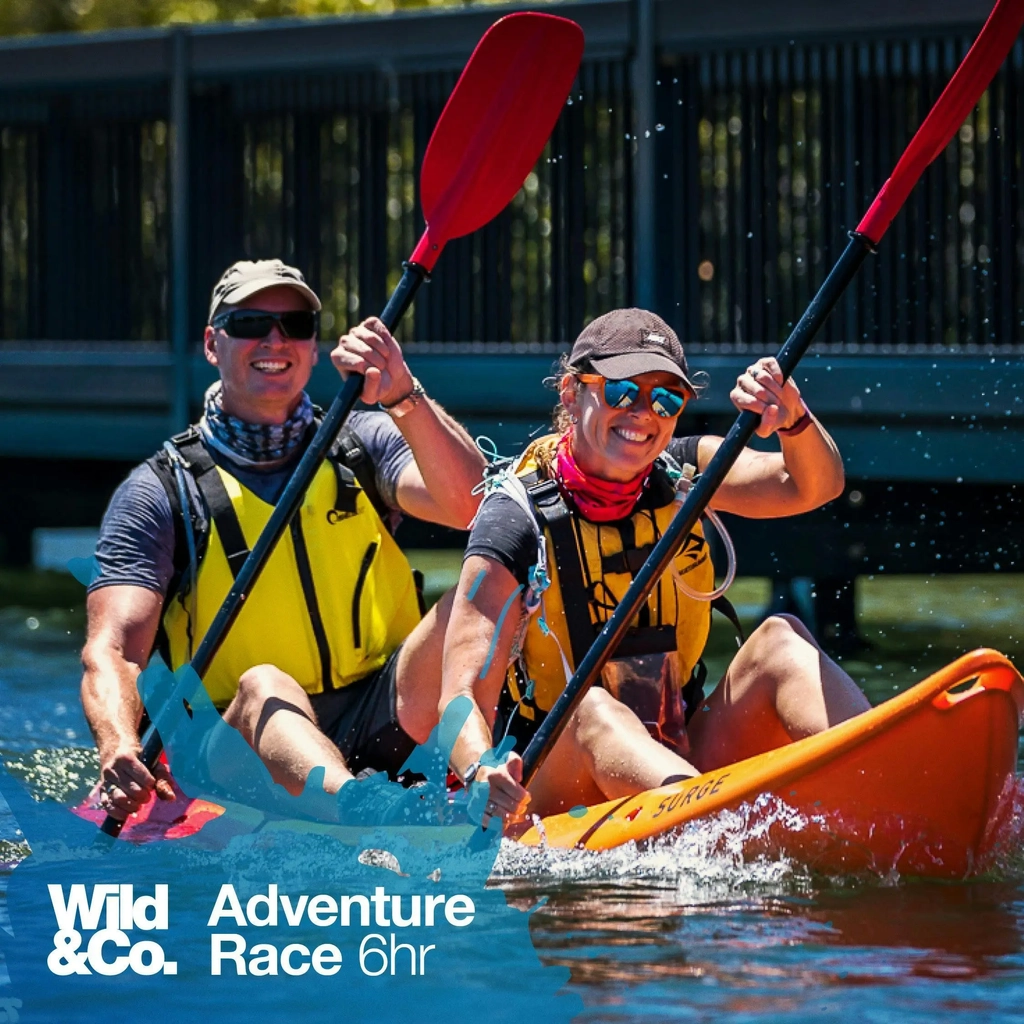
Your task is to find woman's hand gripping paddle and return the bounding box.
[521,0,1024,787]
[101,12,584,837]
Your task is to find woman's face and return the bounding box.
[560,370,686,482]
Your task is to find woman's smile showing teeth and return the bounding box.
[612,425,652,444]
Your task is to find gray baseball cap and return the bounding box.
[208,259,322,322]
[569,308,695,395]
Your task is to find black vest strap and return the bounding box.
[601,545,655,576]
[173,434,251,580]
[330,422,389,528]
[325,454,360,519]
[527,478,595,669]
[526,468,743,673]
[711,594,746,643]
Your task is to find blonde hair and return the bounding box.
[544,353,584,437]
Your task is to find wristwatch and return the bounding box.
[463,760,483,786]
[380,377,426,419]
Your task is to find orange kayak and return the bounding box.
[515,648,1024,879]
[78,650,1023,879]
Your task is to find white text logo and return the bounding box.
[46,884,178,977]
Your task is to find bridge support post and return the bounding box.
[170,28,191,432]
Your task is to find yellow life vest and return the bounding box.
[159,432,421,708]
[502,436,716,729]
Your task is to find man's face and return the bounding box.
[203,285,319,425]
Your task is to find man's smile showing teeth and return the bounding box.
[612,425,652,443]
[252,360,290,374]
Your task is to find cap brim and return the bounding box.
[211,279,322,320]
[590,352,696,396]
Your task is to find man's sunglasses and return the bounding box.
[578,373,689,419]
[210,309,319,341]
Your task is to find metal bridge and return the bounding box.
[0,0,1021,641]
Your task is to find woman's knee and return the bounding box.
[572,687,637,747]
[750,613,817,649]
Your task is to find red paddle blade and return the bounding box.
[410,12,584,271]
[858,0,1024,245]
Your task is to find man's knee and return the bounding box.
[226,664,306,727]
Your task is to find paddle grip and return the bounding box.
[380,263,429,332]
[521,234,873,786]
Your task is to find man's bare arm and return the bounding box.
[81,585,174,818]
[331,316,485,528]
[391,401,485,528]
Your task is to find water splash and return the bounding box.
[494,794,810,901]
[980,772,1024,877]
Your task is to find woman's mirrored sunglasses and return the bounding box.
[578,373,689,419]
[211,309,319,341]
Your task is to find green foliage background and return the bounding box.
[0,0,482,36]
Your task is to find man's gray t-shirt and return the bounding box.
[89,409,414,598]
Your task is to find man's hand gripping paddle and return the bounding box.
[521,0,1024,787]
[101,12,584,837]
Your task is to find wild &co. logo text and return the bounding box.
[46,884,178,977]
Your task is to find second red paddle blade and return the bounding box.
[412,11,584,270]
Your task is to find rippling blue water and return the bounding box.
[1,577,1023,1022]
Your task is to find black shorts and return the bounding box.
[307,648,416,780]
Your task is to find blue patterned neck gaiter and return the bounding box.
[199,381,314,467]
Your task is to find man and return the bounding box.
[81,259,484,822]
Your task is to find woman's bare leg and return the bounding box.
[688,613,871,772]
[527,687,698,817]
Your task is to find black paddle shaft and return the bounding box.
[521,233,874,786]
[101,262,428,837]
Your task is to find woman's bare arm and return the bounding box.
[440,554,531,820]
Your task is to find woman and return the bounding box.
[440,308,870,825]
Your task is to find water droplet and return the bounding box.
[26,616,39,631]
[655,123,665,131]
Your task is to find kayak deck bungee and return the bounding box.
[514,649,1024,879]
[74,650,1023,880]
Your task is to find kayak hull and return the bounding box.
[514,649,1024,879]
[73,650,1024,880]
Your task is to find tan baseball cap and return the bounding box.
[208,259,322,322]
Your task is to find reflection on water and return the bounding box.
[518,877,1024,1019]
[1,575,1024,1020]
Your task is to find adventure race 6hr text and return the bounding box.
[46,883,477,979]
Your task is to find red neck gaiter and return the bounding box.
[553,430,651,522]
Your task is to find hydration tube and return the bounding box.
[671,464,736,603]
